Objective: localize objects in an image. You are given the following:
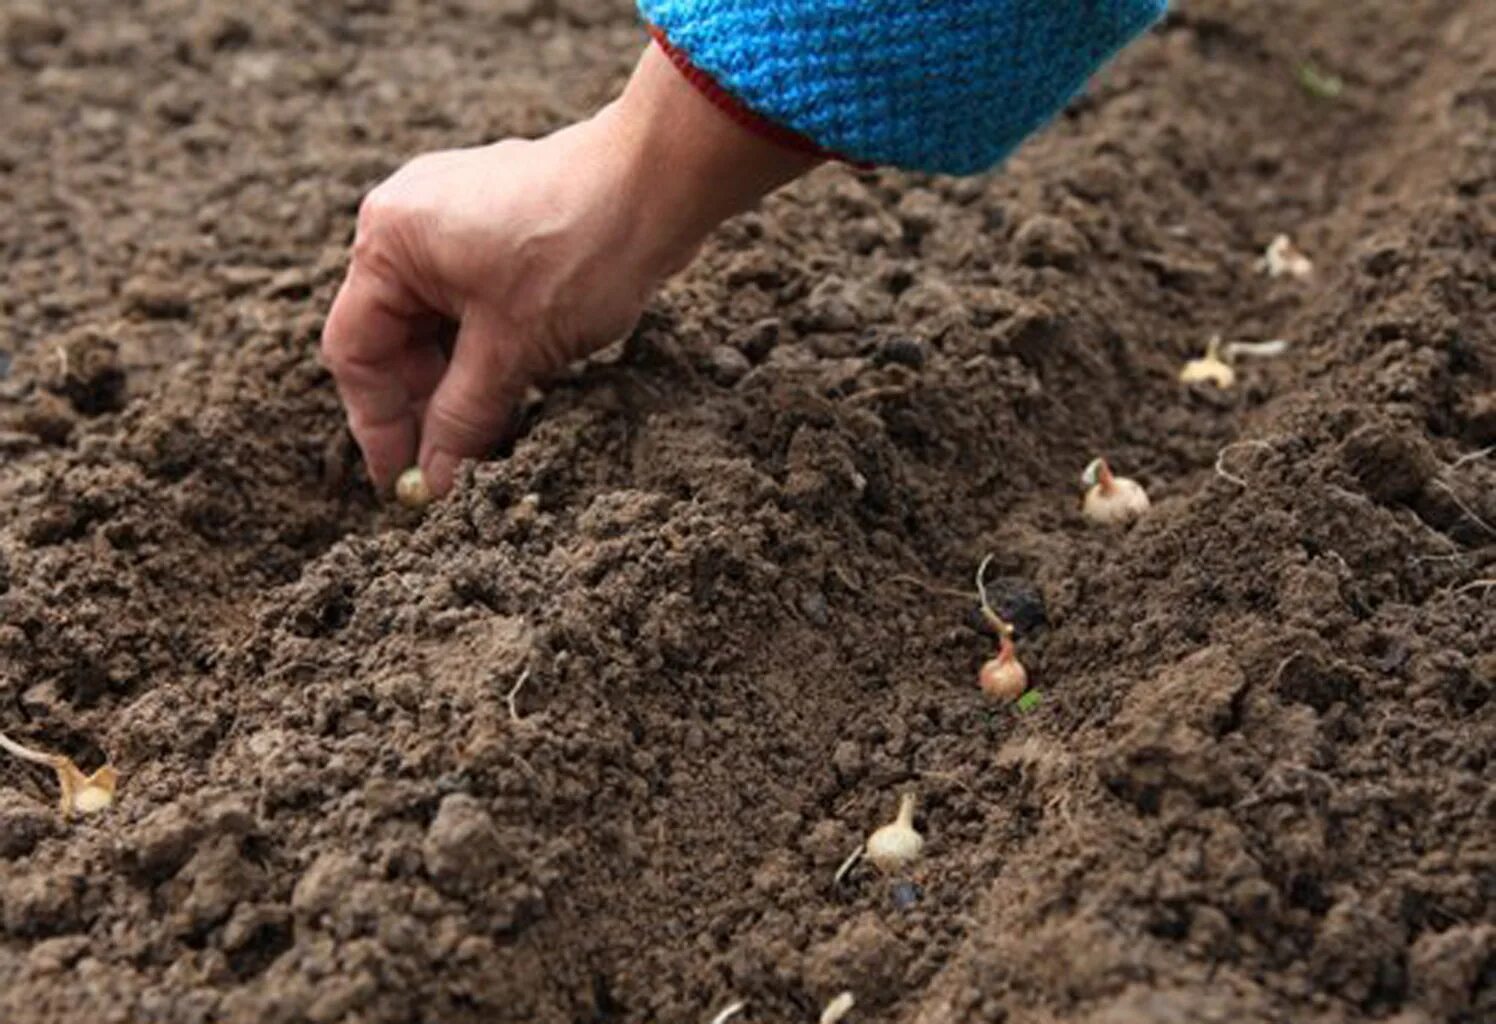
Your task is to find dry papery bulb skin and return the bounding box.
[979,634,1028,701]
[395,466,432,509]
[1179,335,1236,389]
[0,729,118,818]
[1082,457,1150,527]
[1259,234,1314,280]
[865,792,923,873]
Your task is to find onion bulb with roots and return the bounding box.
[1082,458,1150,526]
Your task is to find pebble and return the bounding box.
[890,880,923,910]
[875,336,928,370]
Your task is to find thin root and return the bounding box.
[1429,480,1495,537]
[707,1001,747,1024]
[1452,579,1496,598]
[889,559,1013,632]
[888,574,975,602]
[976,554,1015,636]
[505,667,532,723]
[833,843,865,887]
[1215,440,1276,488]
[1446,446,1493,472]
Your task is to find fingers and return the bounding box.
[320,259,429,490]
[418,307,525,496]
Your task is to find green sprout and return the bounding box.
[1297,62,1344,101]
[1015,690,1044,713]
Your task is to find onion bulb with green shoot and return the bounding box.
[975,555,1028,701]
[1081,458,1150,527]
[865,792,923,873]
[395,466,432,509]
[0,729,118,818]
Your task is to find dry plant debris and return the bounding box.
[0,729,119,818]
[1258,233,1315,279]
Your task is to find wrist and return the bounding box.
[599,43,821,280]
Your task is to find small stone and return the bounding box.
[890,880,923,910]
[703,345,750,386]
[874,336,928,370]
[1012,214,1088,269]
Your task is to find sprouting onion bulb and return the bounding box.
[395,466,432,509]
[1258,234,1314,280]
[1179,335,1235,389]
[865,793,923,873]
[974,555,1028,701]
[1082,458,1150,527]
[0,729,118,818]
[979,634,1028,702]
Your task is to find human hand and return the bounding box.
[321,43,819,497]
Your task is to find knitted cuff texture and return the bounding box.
[638,0,1169,175]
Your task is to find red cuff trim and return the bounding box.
[648,25,848,165]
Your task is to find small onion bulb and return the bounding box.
[1179,335,1235,389]
[395,466,432,509]
[865,793,923,873]
[1259,234,1314,280]
[979,635,1028,702]
[1082,458,1150,527]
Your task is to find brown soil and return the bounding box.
[2,1,1493,1022]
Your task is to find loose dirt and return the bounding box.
[1,1,1492,1022]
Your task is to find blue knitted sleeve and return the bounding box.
[637,1,1168,174]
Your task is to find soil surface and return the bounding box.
[2,1,1493,1022]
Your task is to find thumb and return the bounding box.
[418,307,525,496]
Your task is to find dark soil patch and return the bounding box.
[2,1,1492,1022]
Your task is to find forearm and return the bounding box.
[602,42,822,280]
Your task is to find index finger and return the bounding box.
[320,261,427,490]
